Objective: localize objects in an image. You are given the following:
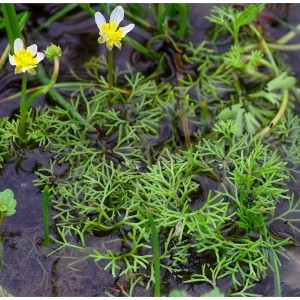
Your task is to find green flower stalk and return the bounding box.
[9,38,45,141]
[9,39,62,143]
[9,38,45,75]
[95,5,135,104]
[23,44,62,113]
[0,189,17,228]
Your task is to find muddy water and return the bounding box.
[0,3,300,297]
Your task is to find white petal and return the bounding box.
[98,36,107,44]
[114,41,122,50]
[23,66,34,71]
[8,53,16,66]
[106,42,113,51]
[27,44,37,56]
[99,33,108,41]
[15,66,22,74]
[14,38,24,52]
[36,52,45,63]
[120,24,135,37]
[24,67,36,75]
[110,6,124,26]
[95,11,106,30]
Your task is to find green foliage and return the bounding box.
[146,211,161,296]
[206,4,265,44]
[249,72,297,106]
[42,185,50,248]
[223,45,263,70]
[202,287,225,297]
[271,111,300,180]
[0,189,16,217]
[0,189,17,229]
[180,4,298,137]
[0,3,300,298]
[168,287,225,297]
[30,106,299,296]
[0,117,10,168]
[168,289,189,297]
[182,124,293,292]
[1,4,24,49]
[149,4,190,38]
[37,3,78,31]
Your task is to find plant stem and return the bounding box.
[175,49,190,149]
[19,72,28,141]
[107,49,114,105]
[37,3,78,31]
[1,4,24,49]
[265,43,300,51]
[269,248,281,297]
[0,234,3,270]
[146,211,161,297]
[36,59,96,132]
[42,185,50,248]
[254,89,289,141]
[25,55,59,111]
[179,96,191,149]
[124,36,159,60]
[0,212,5,229]
[277,23,300,45]
[250,24,279,76]
[0,43,10,72]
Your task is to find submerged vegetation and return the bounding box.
[0,3,300,297]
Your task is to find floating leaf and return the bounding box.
[0,189,16,216]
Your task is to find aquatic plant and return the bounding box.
[0,2,300,297]
[42,185,50,248]
[25,3,300,296]
[95,6,135,51]
[0,188,17,271]
[0,189,17,228]
[5,37,62,143]
[9,38,45,75]
[146,211,161,297]
[95,5,135,104]
[169,287,225,297]
[8,38,44,140]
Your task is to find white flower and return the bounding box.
[95,6,135,51]
[9,38,45,75]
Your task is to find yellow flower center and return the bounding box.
[101,23,123,47]
[13,49,37,68]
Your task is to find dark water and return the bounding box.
[0,3,300,296]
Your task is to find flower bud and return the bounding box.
[44,44,62,61]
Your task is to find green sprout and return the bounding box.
[223,44,263,70]
[206,4,265,44]
[0,189,17,228]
